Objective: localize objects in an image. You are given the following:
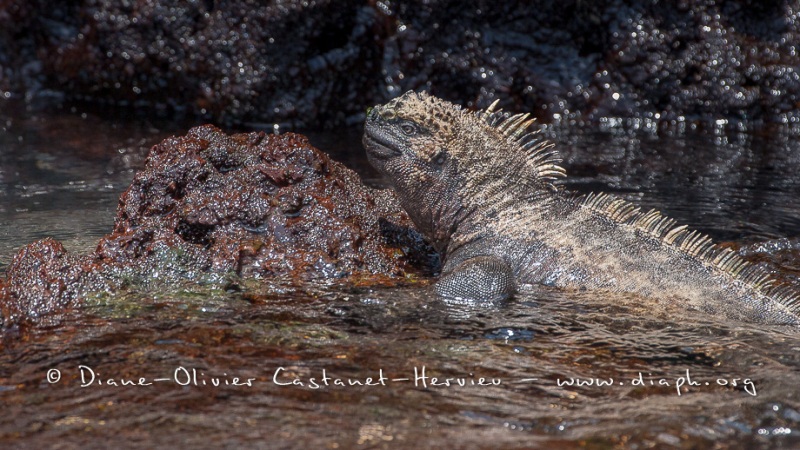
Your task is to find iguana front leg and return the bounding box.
[434,255,517,303]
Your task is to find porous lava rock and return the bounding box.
[0,239,111,328]
[1,0,799,127]
[98,125,433,278]
[0,125,436,328]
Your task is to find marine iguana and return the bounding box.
[363,91,800,326]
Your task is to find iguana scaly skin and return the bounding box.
[363,91,800,326]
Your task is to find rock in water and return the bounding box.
[1,125,437,328]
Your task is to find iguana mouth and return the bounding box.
[363,129,401,159]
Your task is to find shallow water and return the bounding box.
[1,103,799,448]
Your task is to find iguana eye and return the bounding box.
[399,122,419,136]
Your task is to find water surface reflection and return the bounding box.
[1,103,799,448]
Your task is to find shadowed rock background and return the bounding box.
[1,0,799,128]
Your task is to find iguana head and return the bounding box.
[363,91,563,250]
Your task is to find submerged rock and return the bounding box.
[0,125,437,327]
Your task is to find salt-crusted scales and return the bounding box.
[363,91,800,326]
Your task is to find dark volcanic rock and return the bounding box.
[98,125,434,278]
[1,0,799,127]
[0,239,114,327]
[0,125,436,327]
[0,0,387,126]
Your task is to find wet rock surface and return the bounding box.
[0,125,436,328]
[2,1,799,128]
[0,239,110,327]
